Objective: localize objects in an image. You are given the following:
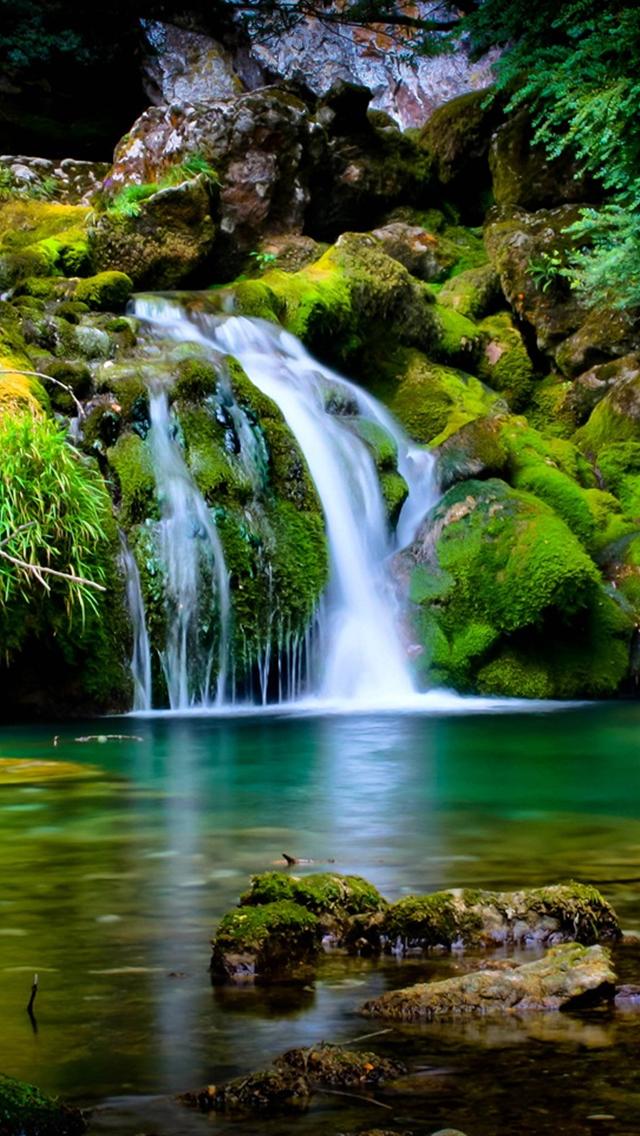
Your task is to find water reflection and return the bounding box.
[0,704,639,1132]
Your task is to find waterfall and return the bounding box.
[147,387,231,709]
[119,535,152,712]
[133,299,439,709]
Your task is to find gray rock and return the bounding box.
[361,942,616,1020]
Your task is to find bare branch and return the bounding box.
[0,547,106,592]
[0,369,85,419]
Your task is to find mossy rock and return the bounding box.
[225,232,439,368]
[475,312,536,409]
[418,90,502,219]
[0,1073,87,1135]
[173,356,219,400]
[435,414,510,492]
[433,304,483,370]
[344,416,398,471]
[597,442,640,521]
[210,900,321,981]
[399,477,631,696]
[366,345,501,447]
[555,308,640,379]
[575,366,640,457]
[527,373,576,439]
[380,470,409,526]
[241,871,386,918]
[275,1042,405,1088]
[74,271,133,311]
[107,432,157,525]
[438,263,502,321]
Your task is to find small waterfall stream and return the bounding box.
[125,298,439,710]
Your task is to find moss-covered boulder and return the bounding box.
[0,200,90,291]
[365,345,501,447]
[210,900,321,982]
[383,883,620,954]
[0,1074,87,1135]
[73,271,133,311]
[371,222,455,282]
[418,90,502,218]
[484,205,587,352]
[563,354,640,427]
[398,477,632,696]
[241,871,385,918]
[433,305,483,371]
[438,263,502,321]
[490,112,598,211]
[361,943,616,1020]
[555,308,640,378]
[475,312,537,409]
[575,366,640,458]
[90,177,215,288]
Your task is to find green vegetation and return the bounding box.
[105,156,218,220]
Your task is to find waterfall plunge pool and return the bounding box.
[0,702,639,1134]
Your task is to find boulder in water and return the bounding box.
[361,942,616,1020]
[0,1073,87,1135]
[210,899,321,982]
[382,882,621,954]
[180,1066,312,1115]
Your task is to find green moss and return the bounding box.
[108,432,156,525]
[597,442,640,520]
[367,345,501,446]
[476,313,536,410]
[344,417,397,471]
[241,872,386,916]
[402,477,631,696]
[0,200,91,288]
[438,263,501,320]
[74,271,133,311]
[210,900,321,977]
[173,356,218,400]
[178,403,251,506]
[0,1073,86,1135]
[528,374,576,439]
[384,891,484,949]
[435,414,510,492]
[380,470,408,525]
[433,303,482,369]
[575,372,640,456]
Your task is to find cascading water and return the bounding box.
[147,386,231,709]
[131,297,439,710]
[119,535,152,712]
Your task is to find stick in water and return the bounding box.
[27,973,38,1020]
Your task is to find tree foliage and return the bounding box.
[466,0,640,309]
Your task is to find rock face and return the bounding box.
[107,89,315,266]
[361,943,616,1020]
[141,20,243,106]
[140,14,497,131]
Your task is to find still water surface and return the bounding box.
[0,702,639,1134]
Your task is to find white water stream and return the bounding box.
[126,298,439,710]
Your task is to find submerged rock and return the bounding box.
[361,942,616,1020]
[0,1073,87,1135]
[180,1067,311,1115]
[274,1042,406,1087]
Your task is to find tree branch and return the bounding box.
[0,547,106,592]
[0,369,85,419]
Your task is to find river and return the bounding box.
[0,702,639,1134]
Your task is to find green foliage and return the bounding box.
[106,156,219,220]
[527,249,567,294]
[467,0,640,309]
[0,411,113,657]
[106,183,159,220]
[249,249,278,272]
